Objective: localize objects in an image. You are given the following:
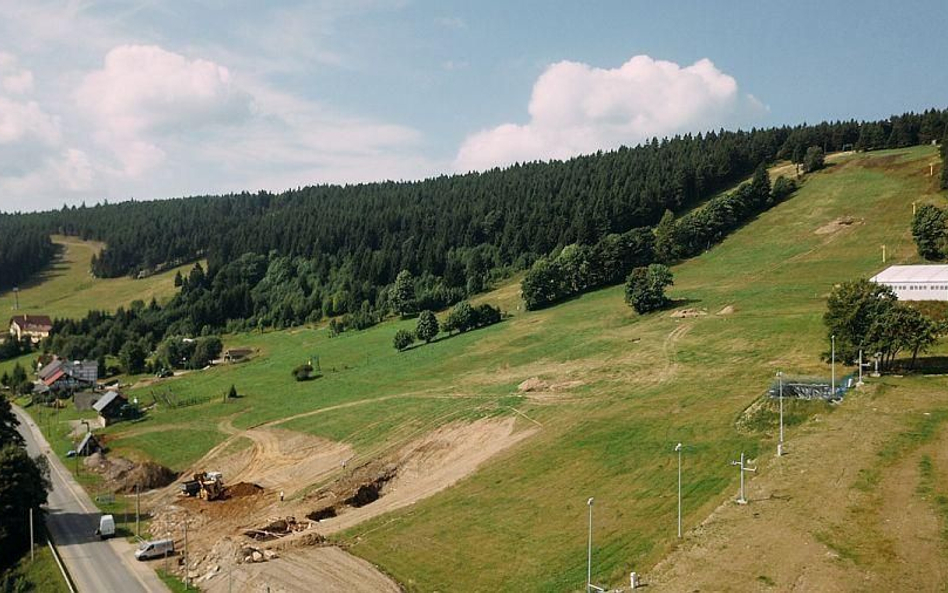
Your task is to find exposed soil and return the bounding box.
[82,453,177,493]
[517,377,549,393]
[198,546,401,593]
[309,416,536,536]
[815,216,861,235]
[716,304,735,316]
[670,308,707,319]
[226,482,264,498]
[146,415,533,591]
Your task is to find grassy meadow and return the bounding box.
[0,235,195,320]
[11,146,948,590]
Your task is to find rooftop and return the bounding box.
[10,314,53,329]
[870,265,948,283]
[93,390,125,413]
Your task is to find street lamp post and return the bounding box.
[675,443,682,538]
[831,334,836,397]
[777,372,784,457]
[586,497,594,593]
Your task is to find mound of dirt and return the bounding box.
[717,305,736,316]
[518,377,549,392]
[81,453,175,492]
[226,482,264,498]
[83,452,105,469]
[815,216,859,235]
[671,308,707,319]
[116,461,177,493]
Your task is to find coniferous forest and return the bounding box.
[2,109,947,365]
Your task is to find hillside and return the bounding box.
[0,236,195,320]
[5,146,946,592]
[6,146,935,590]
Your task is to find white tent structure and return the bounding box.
[870,265,948,301]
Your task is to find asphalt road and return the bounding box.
[14,405,168,593]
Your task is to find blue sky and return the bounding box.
[0,0,945,213]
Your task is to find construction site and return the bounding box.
[121,416,534,591]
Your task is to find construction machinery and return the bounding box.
[179,471,224,501]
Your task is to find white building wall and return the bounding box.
[879,282,948,301]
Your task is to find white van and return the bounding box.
[95,515,115,539]
[134,539,175,560]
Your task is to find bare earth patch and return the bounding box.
[670,308,707,319]
[200,546,401,593]
[146,416,533,591]
[311,416,536,535]
[815,216,860,235]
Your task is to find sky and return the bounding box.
[1,0,946,213]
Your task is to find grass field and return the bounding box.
[12,146,948,591]
[0,235,196,320]
[1,544,71,593]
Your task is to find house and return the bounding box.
[9,315,53,343]
[37,357,98,392]
[224,348,254,363]
[92,390,127,425]
[870,265,948,301]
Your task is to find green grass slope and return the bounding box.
[16,146,946,591]
[0,236,195,320]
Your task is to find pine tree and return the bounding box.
[392,270,416,317]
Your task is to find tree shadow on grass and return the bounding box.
[667,297,702,309]
[894,356,948,375]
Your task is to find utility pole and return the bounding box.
[777,372,784,457]
[13,287,19,311]
[184,519,190,590]
[730,452,757,505]
[29,508,34,562]
[882,244,886,263]
[586,497,594,593]
[857,350,864,386]
[675,443,683,538]
[136,484,141,538]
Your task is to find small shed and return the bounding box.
[93,390,127,425]
[224,348,254,363]
[76,432,101,456]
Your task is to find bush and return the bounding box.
[625,264,674,314]
[292,364,315,381]
[803,146,825,173]
[393,329,415,351]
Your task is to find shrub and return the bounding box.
[292,364,314,381]
[393,329,415,351]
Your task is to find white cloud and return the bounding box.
[0,52,35,94]
[455,55,766,171]
[76,44,253,175]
